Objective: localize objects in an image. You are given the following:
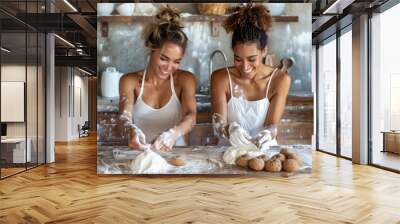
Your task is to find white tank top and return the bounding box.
[226,67,278,145]
[132,69,186,146]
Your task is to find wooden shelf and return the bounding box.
[99,15,298,37]
[99,15,299,23]
[273,16,299,23]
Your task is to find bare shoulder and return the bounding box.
[211,67,229,79]
[119,71,143,88]
[211,67,229,83]
[176,70,196,84]
[273,69,291,88]
[175,70,196,92]
[268,69,291,98]
[120,71,142,82]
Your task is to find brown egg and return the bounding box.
[283,159,300,172]
[248,158,265,171]
[280,147,294,156]
[257,154,270,162]
[285,153,303,165]
[169,156,186,166]
[235,154,251,168]
[271,153,286,162]
[264,159,282,172]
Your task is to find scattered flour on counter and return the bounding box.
[222,144,262,165]
[130,149,170,174]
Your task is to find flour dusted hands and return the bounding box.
[212,113,253,147]
[127,124,149,150]
[212,113,229,139]
[152,128,181,152]
[228,122,253,146]
[253,125,278,149]
[119,111,149,150]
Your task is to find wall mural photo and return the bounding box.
[97,2,313,175]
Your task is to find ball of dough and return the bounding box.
[169,156,186,166]
[131,149,169,174]
[248,158,265,171]
[271,153,286,162]
[235,154,251,168]
[280,147,293,156]
[264,159,282,172]
[257,154,270,162]
[285,153,303,165]
[283,159,300,172]
[222,145,258,165]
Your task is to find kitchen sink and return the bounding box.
[196,94,211,112]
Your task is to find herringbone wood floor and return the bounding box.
[1,135,400,224]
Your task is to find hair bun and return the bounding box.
[154,6,182,28]
[224,4,272,33]
[143,5,188,51]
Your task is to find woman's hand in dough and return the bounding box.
[152,128,181,152]
[228,122,252,146]
[128,125,148,150]
[253,130,273,148]
[253,125,277,148]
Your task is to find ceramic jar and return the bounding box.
[101,67,122,98]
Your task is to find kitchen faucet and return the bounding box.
[209,49,228,83]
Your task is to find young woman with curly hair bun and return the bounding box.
[211,4,291,149]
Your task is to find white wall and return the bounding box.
[71,72,89,138]
[54,66,89,141]
[1,65,25,138]
[55,66,69,141]
[1,65,39,138]
[1,64,46,164]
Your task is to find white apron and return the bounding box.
[132,69,186,146]
[226,67,278,146]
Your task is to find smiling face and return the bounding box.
[233,42,267,79]
[149,42,183,80]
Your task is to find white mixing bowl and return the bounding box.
[98,3,114,16]
[117,3,135,16]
